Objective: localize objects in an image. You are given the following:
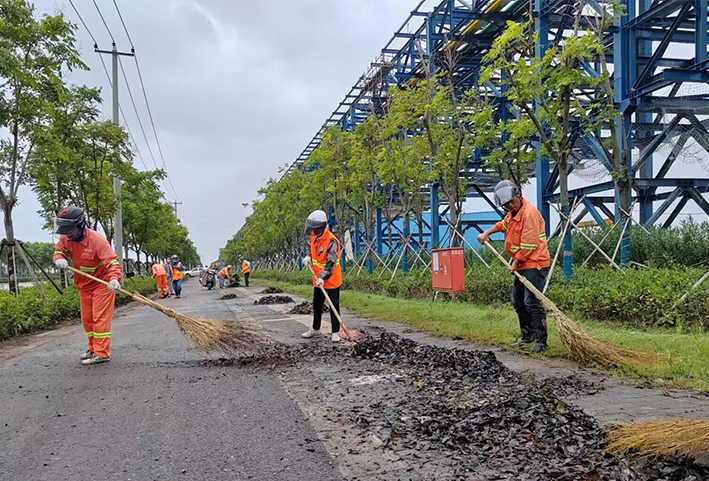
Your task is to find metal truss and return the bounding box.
[283,0,709,272]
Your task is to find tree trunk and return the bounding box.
[3,205,19,296]
[402,211,410,273]
[559,159,573,278]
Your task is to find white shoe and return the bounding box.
[82,356,110,365]
[301,328,319,339]
[331,333,341,343]
[80,350,94,360]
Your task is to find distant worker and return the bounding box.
[218,265,232,289]
[477,181,550,352]
[168,255,185,298]
[152,262,170,299]
[53,206,122,365]
[301,210,342,343]
[165,258,176,297]
[241,258,251,287]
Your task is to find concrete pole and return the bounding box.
[111,43,124,270]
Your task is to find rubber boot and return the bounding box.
[514,310,535,346]
[531,314,548,353]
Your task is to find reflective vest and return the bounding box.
[241,261,250,274]
[53,229,122,291]
[495,198,551,270]
[218,267,230,278]
[310,229,342,289]
[169,262,184,281]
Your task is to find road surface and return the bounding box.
[0,279,341,481]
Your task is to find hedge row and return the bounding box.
[256,266,709,332]
[0,277,156,341]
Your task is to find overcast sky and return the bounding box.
[5,0,417,262]
[4,0,708,263]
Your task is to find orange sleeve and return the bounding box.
[53,237,69,262]
[98,239,123,281]
[513,212,543,262]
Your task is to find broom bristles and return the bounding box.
[131,293,268,354]
[606,419,709,458]
[539,295,663,368]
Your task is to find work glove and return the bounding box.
[55,258,68,269]
[315,278,325,288]
[107,279,121,292]
[302,256,312,267]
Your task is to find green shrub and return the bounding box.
[256,265,709,332]
[0,277,156,341]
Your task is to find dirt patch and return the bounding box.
[260,287,284,294]
[288,301,329,315]
[220,293,237,300]
[254,295,294,305]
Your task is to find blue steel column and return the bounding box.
[696,0,708,64]
[375,208,383,256]
[534,0,555,272]
[429,183,440,248]
[615,0,634,265]
[638,0,654,224]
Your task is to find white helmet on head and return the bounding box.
[493,180,521,207]
[305,210,328,235]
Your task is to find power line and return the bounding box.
[96,53,150,174]
[92,0,115,43]
[117,56,160,171]
[68,0,98,47]
[133,56,181,202]
[112,0,134,48]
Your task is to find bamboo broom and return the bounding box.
[67,266,267,354]
[606,419,709,459]
[483,242,663,368]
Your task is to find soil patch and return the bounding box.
[289,301,329,315]
[260,287,284,294]
[254,295,294,305]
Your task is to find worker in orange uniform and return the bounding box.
[301,210,343,343]
[53,206,122,365]
[218,265,231,289]
[168,255,185,298]
[241,258,251,287]
[477,181,551,352]
[152,262,169,298]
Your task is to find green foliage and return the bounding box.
[0,276,155,340]
[257,263,709,332]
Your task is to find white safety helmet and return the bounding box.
[305,210,328,235]
[493,180,521,207]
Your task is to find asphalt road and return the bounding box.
[0,280,342,481]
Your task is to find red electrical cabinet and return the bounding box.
[431,247,465,293]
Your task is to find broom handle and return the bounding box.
[66,266,136,299]
[306,263,351,337]
[483,241,552,308]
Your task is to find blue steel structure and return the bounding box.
[286,0,709,269]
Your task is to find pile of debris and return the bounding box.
[349,332,707,480]
[220,293,237,300]
[260,287,284,294]
[288,301,329,315]
[254,295,294,305]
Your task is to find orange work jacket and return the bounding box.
[310,229,342,289]
[495,198,551,270]
[152,264,166,277]
[241,262,250,274]
[53,229,123,291]
[218,267,230,278]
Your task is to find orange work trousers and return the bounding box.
[155,274,169,297]
[79,286,116,358]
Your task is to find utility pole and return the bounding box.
[172,201,183,219]
[95,42,134,269]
